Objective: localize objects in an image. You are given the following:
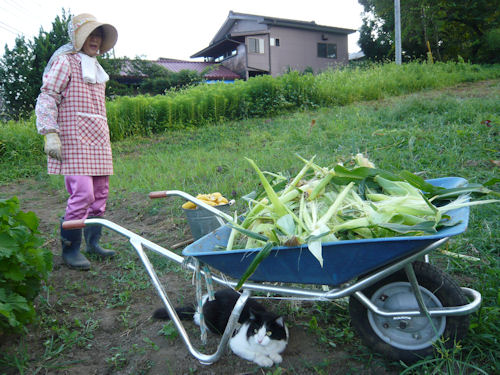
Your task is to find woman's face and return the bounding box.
[82,28,103,57]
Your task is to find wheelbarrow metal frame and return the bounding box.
[69,212,481,365]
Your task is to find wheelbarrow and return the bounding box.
[62,177,482,365]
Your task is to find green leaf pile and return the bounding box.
[227,154,498,283]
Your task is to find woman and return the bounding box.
[35,13,118,270]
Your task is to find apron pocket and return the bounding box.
[77,113,110,146]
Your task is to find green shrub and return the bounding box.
[0,196,52,333]
[0,117,45,181]
[105,61,500,140]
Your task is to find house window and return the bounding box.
[270,38,280,47]
[249,37,264,53]
[317,43,337,59]
[214,49,237,63]
[275,38,280,47]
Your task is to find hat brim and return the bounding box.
[74,22,118,54]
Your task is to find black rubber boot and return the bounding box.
[84,224,115,258]
[60,219,90,270]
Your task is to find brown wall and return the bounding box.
[268,26,349,76]
[246,34,270,72]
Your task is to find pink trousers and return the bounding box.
[64,175,110,221]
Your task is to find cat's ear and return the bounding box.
[275,316,285,327]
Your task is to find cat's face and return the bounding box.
[246,310,287,346]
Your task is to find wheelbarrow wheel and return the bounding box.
[348,261,470,363]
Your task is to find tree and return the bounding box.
[358,14,394,61]
[477,27,500,63]
[357,0,500,63]
[0,36,36,119]
[32,10,71,93]
[0,9,71,120]
[435,0,500,62]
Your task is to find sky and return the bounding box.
[0,0,365,61]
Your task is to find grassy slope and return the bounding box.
[108,80,498,199]
[108,80,499,373]
[1,79,498,373]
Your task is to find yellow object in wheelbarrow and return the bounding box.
[182,192,229,209]
[182,192,231,240]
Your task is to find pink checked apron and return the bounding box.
[47,54,113,176]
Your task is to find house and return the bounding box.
[191,11,356,79]
[113,58,241,85]
[155,58,241,83]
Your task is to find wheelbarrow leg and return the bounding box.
[129,237,251,364]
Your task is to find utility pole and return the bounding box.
[395,0,402,64]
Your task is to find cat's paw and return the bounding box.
[254,355,274,367]
[269,353,283,364]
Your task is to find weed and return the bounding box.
[401,340,489,374]
[302,301,355,348]
[0,340,29,375]
[158,322,179,340]
[105,347,128,369]
[118,305,132,328]
[265,367,287,375]
[143,337,160,351]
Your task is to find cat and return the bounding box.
[152,288,288,367]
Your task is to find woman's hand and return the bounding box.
[44,133,62,161]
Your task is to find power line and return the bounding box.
[22,0,43,9]
[0,20,22,35]
[4,0,30,14]
[0,0,43,36]
[0,23,19,35]
[0,5,27,39]
[0,3,19,18]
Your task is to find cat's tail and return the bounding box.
[152,306,195,321]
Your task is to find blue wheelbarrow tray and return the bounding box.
[183,177,470,286]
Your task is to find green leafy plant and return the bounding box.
[0,196,52,333]
[105,348,128,369]
[158,322,179,341]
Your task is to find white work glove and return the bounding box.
[44,133,62,161]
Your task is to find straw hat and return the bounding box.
[71,13,118,54]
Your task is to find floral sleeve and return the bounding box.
[35,55,71,135]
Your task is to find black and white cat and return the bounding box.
[153,288,288,367]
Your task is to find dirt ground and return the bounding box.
[0,179,399,375]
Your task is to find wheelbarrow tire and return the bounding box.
[348,261,470,364]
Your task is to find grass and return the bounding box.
[104,80,499,231]
[100,80,500,373]
[0,77,498,373]
[2,61,500,184]
[104,61,500,139]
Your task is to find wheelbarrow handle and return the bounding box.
[62,219,86,229]
[149,191,168,199]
